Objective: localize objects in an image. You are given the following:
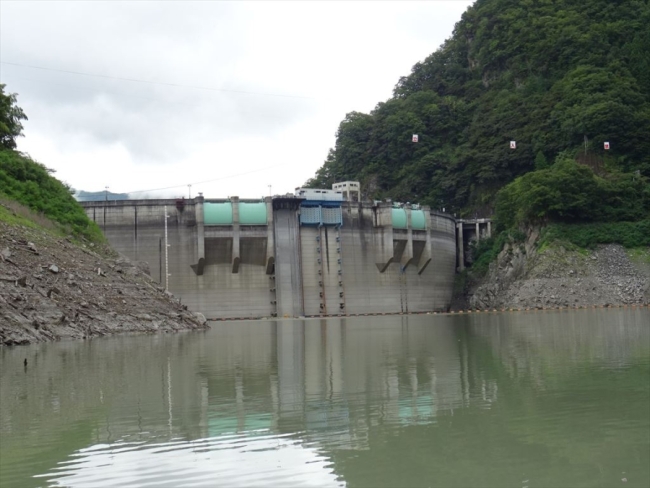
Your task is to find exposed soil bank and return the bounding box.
[0,220,208,346]
[467,231,650,310]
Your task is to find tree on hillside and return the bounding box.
[0,84,28,150]
[494,154,650,230]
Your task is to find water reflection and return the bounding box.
[1,309,648,487]
[37,433,343,488]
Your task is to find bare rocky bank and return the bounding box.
[0,220,208,346]
[467,230,650,310]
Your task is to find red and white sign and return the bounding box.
[412,134,419,143]
[510,141,516,149]
[604,141,610,150]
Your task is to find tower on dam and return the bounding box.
[81,183,457,319]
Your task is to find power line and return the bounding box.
[2,74,313,131]
[1,74,198,107]
[126,163,290,195]
[0,61,315,100]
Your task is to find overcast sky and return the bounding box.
[0,1,472,199]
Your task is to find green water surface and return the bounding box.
[1,309,648,487]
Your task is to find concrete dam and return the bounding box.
[81,188,459,319]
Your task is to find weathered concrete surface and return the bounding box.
[274,207,304,317]
[85,199,275,319]
[335,206,456,314]
[0,219,208,346]
[82,199,457,318]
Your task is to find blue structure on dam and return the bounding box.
[81,183,461,319]
[295,188,344,227]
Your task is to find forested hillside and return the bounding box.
[307,0,650,218]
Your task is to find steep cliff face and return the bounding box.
[0,216,209,346]
[468,231,650,310]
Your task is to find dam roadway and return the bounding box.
[81,195,461,319]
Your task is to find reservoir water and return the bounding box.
[1,309,649,488]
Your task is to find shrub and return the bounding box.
[494,154,650,231]
[541,220,650,249]
[469,230,525,275]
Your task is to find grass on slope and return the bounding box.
[0,197,59,231]
[0,150,104,242]
[540,220,650,249]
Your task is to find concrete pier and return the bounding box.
[194,195,205,276]
[231,196,241,273]
[456,218,492,271]
[400,209,414,270]
[372,204,394,272]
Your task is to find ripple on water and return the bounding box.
[36,432,344,488]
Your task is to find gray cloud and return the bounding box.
[2,71,317,161]
[0,1,472,196]
[1,1,316,161]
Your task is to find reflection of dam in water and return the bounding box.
[3,310,648,488]
[198,317,494,450]
[1,317,492,461]
[24,311,643,475]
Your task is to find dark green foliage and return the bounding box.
[534,151,548,171]
[0,149,103,241]
[469,235,501,276]
[494,154,650,230]
[307,0,650,216]
[0,84,27,150]
[541,220,650,249]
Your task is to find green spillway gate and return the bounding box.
[411,210,426,230]
[204,202,233,225]
[391,208,408,229]
[391,208,426,229]
[238,202,267,225]
[204,202,267,225]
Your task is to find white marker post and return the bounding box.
[164,206,170,292]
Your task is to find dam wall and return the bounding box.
[82,197,457,319]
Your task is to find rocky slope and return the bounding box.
[468,231,650,310]
[0,219,208,346]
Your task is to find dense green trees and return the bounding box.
[307,0,650,218]
[494,154,650,230]
[0,84,27,150]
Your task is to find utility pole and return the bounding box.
[268,185,272,197]
[164,206,170,292]
[188,184,192,199]
[104,186,109,201]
